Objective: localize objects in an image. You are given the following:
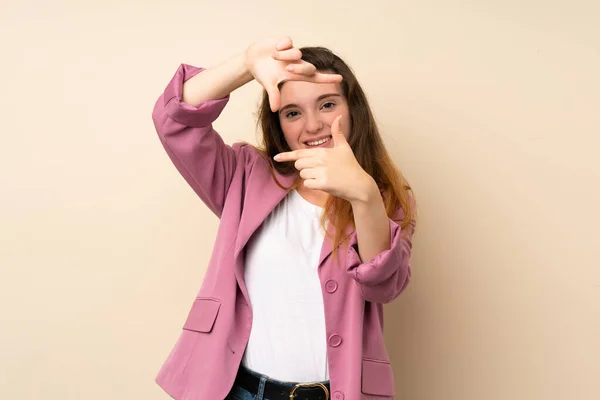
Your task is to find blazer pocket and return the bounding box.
[182,297,221,333]
[361,358,395,397]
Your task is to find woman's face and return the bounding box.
[277,80,351,151]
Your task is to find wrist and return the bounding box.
[236,53,254,84]
[350,175,380,207]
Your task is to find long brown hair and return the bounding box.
[256,46,416,251]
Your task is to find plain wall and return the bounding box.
[1,1,598,399]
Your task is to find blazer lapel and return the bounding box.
[233,167,297,260]
[318,220,357,266]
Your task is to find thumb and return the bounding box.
[267,86,280,112]
[331,115,347,147]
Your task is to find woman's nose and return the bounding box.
[305,112,323,134]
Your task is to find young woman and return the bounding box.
[152,36,417,400]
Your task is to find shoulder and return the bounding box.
[232,142,270,169]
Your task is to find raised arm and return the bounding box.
[180,54,253,107]
[151,61,247,217]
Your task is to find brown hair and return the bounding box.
[256,46,416,253]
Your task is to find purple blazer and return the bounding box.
[152,64,415,400]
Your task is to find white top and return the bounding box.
[242,189,329,382]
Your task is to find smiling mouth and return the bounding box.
[305,136,332,147]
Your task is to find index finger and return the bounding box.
[301,72,343,84]
[273,149,315,162]
[272,48,303,61]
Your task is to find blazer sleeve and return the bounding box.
[152,63,242,218]
[345,200,416,304]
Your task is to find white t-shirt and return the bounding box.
[242,189,329,382]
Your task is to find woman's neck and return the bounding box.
[295,183,329,208]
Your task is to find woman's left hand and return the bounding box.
[274,115,377,203]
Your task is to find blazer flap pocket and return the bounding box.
[361,358,395,396]
[182,297,221,333]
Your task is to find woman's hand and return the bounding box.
[274,116,378,204]
[244,36,343,112]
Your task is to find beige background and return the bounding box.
[1,0,599,399]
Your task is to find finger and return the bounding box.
[314,72,344,83]
[294,157,322,171]
[331,115,347,147]
[267,87,280,112]
[302,178,321,190]
[272,48,302,61]
[286,61,317,76]
[274,149,314,162]
[275,36,293,51]
[299,168,318,180]
[292,71,343,84]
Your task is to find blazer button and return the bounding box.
[333,391,344,400]
[328,334,342,347]
[325,280,338,293]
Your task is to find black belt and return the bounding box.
[234,366,330,400]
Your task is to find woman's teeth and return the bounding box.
[306,136,332,146]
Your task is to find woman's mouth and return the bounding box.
[305,136,332,147]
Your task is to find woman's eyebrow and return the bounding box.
[279,93,342,114]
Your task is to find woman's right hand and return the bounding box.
[244,37,343,112]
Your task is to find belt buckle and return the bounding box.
[289,382,329,400]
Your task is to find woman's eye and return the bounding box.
[322,102,335,110]
[286,111,299,118]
